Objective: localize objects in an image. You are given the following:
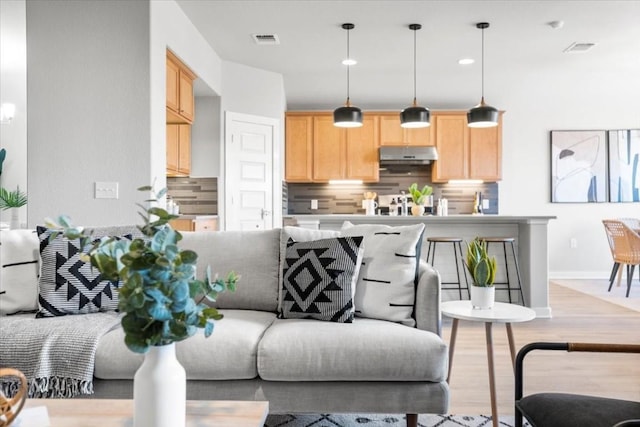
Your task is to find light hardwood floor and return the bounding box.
[444,280,640,416]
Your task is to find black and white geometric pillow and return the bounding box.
[35,226,133,318]
[281,236,364,323]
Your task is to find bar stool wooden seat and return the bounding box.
[478,237,525,305]
[426,237,469,299]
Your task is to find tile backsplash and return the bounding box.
[167,177,218,215]
[286,166,498,215]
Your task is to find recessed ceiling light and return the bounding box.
[458,58,474,65]
[342,58,357,65]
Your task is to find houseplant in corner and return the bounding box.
[0,186,28,229]
[465,237,497,309]
[46,185,238,427]
[408,183,433,216]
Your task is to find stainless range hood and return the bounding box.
[379,146,438,165]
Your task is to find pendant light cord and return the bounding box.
[413,27,417,103]
[346,26,350,103]
[481,25,485,101]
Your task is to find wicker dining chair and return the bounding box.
[602,219,640,297]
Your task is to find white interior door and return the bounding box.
[224,112,280,231]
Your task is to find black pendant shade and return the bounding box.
[400,102,430,128]
[467,97,499,128]
[334,23,363,128]
[467,22,498,128]
[400,24,430,128]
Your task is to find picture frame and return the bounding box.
[608,129,640,203]
[550,130,608,203]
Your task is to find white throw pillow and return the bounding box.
[0,229,40,315]
[340,221,425,327]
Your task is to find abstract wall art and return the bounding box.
[608,129,640,202]
[550,130,608,203]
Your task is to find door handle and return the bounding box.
[261,209,271,219]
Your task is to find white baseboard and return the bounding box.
[549,271,612,280]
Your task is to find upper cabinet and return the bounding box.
[378,113,433,146]
[166,124,191,177]
[431,111,503,182]
[166,50,196,124]
[285,112,379,183]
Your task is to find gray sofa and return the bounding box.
[0,226,449,426]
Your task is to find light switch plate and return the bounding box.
[95,182,119,199]
[311,199,318,209]
[482,199,490,210]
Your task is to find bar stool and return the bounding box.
[478,237,525,305]
[426,237,470,299]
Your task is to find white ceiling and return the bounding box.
[176,0,640,111]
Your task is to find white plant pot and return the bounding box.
[134,343,186,427]
[10,209,20,229]
[411,204,425,216]
[470,285,495,309]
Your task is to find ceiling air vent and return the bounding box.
[252,34,280,45]
[563,42,596,53]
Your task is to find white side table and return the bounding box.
[442,300,536,427]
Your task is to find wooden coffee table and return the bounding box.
[22,399,268,427]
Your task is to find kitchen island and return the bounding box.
[284,214,556,318]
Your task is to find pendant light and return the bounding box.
[467,22,499,128]
[400,24,430,128]
[334,23,363,128]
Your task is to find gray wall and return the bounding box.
[26,0,150,226]
[190,96,221,177]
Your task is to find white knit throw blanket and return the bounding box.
[0,312,121,398]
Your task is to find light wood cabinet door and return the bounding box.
[346,116,379,181]
[166,50,195,124]
[194,218,218,232]
[313,115,345,181]
[169,218,193,232]
[432,112,502,182]
[379,113,433,146]
[285,115,313,182]
[166,124,191,177]
[432,114,469,182]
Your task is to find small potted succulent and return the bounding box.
[408,183,433,216]
[465,237,497,309]
[0,186,28,229]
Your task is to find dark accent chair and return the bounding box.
[515,342,640,427]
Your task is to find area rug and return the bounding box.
[264,413,528,427]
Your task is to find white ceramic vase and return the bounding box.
[411,204,425,216]
[470,285,495,309]
[10,209,20,229]
[134,343,186,427]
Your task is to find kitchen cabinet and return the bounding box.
[166,124,191,177]
[378,113,433,146]
[313,114,379,182]
[285,112,379,182]
[431,111,502,182]
[169,217,218,232]
[166,50,196,124]
[285,114,313,182]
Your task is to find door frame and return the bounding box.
[221,111,282,231]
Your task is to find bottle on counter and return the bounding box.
[473,192,483,215]
[389,198,397,216]
[400,192,408,216]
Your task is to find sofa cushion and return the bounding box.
[340,222,425,327]
[95,309,277,380]
[0,229,40,315]
[281,236,364,323]
[257,317,447,382]
[180,229,280,312]
[35,225,140,318]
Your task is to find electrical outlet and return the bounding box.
[95,182,119,199]
[570,238,577,249]
[311,199,318,210]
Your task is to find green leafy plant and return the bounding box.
[465,237,497,287]
[46,185,238,354]
[0,186,28,210]
[408,183,433,205]
[0,148,6,176]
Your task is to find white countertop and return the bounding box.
[285,214,556,225]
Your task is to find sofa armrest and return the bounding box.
[414,260,442,336]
